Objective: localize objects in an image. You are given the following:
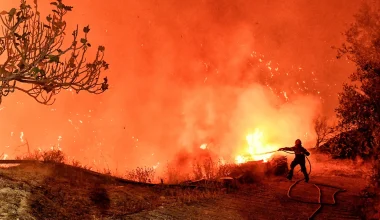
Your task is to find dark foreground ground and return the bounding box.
[128,175,365,220]
[0,159,373,220]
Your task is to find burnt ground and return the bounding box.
[0,159,373,220]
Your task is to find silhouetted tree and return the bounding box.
[313,115,335,148]
[335,3,380,158]
[0,0,109,105]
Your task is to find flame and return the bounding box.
[235,155,247,164]
[235,128,279,164]
[200,143,207,150]
[20,132,24,143]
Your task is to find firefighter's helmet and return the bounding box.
[295,139,302,145]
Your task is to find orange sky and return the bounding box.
[0,0,363,174]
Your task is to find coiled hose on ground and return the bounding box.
[281,150,347,220]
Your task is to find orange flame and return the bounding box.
[235,128,278,164]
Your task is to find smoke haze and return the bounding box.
[0,0,363,175]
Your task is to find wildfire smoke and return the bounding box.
[0,0,361,178]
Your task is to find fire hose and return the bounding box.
[278,150,347,220]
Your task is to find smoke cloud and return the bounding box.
[0,0,362,175]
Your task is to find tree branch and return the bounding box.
[0,0,109,105]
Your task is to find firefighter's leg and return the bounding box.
[300,162,309,182]
[287,160,297,180]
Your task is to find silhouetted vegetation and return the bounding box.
[191,158,237,181]
[314,3,380,162]
[335,1,379,173]
[16,148,66,163]
[317,129,374,159]
[126,166,155,183]
[267,156,288,176]
[333,3,380,219]
[313,115,335,148]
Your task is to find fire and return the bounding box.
[235,155,247,164]
[200,143,207,150]
[235,128,279,164]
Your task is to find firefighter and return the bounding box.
[278,139,310,182]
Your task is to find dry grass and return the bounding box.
[164,164,192,184]
[159,157,242,186]
[15,149,66,163]
[307,151,378,219]
[307,152,372,179]
[0,187,33,219]
[1,148,374,218]
[162,156,286,187]
[191,158,238,181]
[0,158,222,219]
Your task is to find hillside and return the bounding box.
[0,162,219,219]
[0,157,374,220]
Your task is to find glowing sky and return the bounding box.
[0,0,362,173]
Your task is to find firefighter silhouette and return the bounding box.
[279,139,310,182]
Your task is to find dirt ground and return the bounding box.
[0,158,373,220]
[127,175,366,220]
[127,157,371,220]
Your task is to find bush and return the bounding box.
[216,162,237,178]
[15,149,66,163]
[191,157,237,181]
[229,161,267,184]
[41,149,66,163]
[267,156,288,176]
[126,167,155,183]
[317,129,374,159]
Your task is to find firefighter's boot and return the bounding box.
[303,171,309,183]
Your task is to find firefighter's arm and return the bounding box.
[303,148,310,156]
[279,147,293,151]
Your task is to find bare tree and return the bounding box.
[0,0,109,105]
[313,115,335,148]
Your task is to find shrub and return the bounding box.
[16,150,42,161]
[317,129,374,159]
[15,148,66,163]
[126,167,155,183]
[192,158,236,181]
[267,156,288,176]
[215,161,237,178]
[41,149,66,163]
